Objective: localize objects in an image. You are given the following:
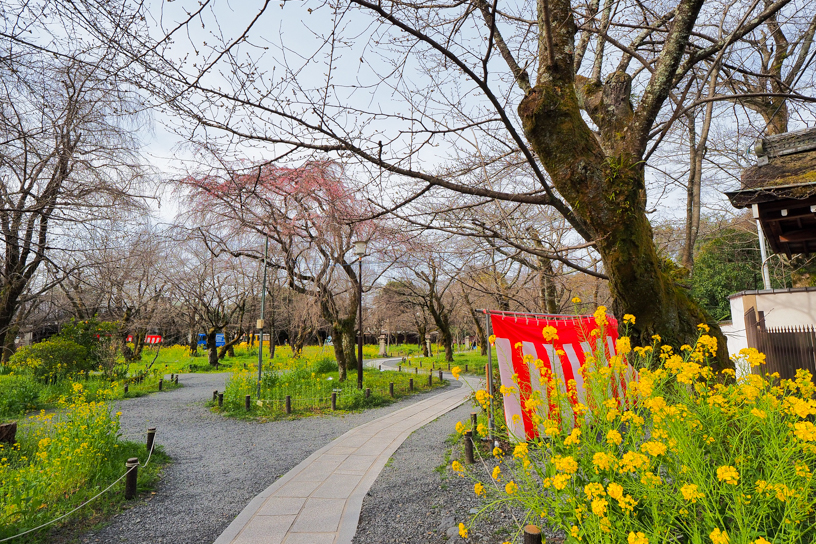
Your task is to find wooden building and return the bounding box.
[725,127,816,257]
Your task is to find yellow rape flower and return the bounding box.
[451,366,461,380]
[455,421,465,434]
[451,461,463,473]
[488,334,496,345]
[606,429,622,446]
[616,336,632,355]
[593,452,616,472]
[623,314,636,325]
[590,498,608,517]
[492,466,501,481]
[552,473,571,489]
[505,481,518,495]
[628,532,648,544]
[680,483,703,503]
[607,482,623,500]
[564,428,581,446]
[584,482,605,499]
[542,325,558,341]
[493,446,504,458]
[716,465,739,485]
[640,440,667,457]
[572,297,581,304]
[513,442,528,458]
[553,455,578,474]
[474,482,484,496]
[458,523,468,538]
[710,528,729,544]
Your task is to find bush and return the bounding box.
[0,375,41,418]
[458,312,816,544]
[57,318,119,367]
[8,338,90,379]
[311,356,338,374]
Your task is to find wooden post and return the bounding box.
[218,393,223,408]
[174,375,179,385]
[523,525,543,544]
[379,364,382,371]
[409,378,414,391]
[0,423,17,445]
[331,392,337,410]
[464,364,468,372]
[124,384,129,395]
[245,395,251,411]
[447,362,450,370]
[398,365,401,372]
[125,458,139,500]
[285,395,291,414]
[146,428,156,452]
[365,388,371,399]
[415,367,418,375]
[389,382,394,397]
[213,390,218,402]
[464,430,474,464]
[158,379,163,391]
[471,412,478,433]
[438,370,443,382]
[428,373,432,387]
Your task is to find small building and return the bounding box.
[723,128,816,378]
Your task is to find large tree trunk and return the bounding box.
[218,329,243,359]
[518,82,729,368]
[331,322,348,381]
[417,322,428,356]
[206,327,219,367]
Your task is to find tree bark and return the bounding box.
[206,327,219,366]
[331,322,348,381]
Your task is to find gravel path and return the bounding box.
[351,406,563,544]
[78,371,459,544]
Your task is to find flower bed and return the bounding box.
[455,312,815,544]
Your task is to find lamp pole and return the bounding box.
[257,236,269,399]
[353,240,367,390]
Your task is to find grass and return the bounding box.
[397,349,489,376]
[0,372,181,420]
[138,342,420,375]
[217,365,448,420]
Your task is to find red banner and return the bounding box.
[126,335,163,344]
[489,311,637,441]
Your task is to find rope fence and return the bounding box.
[0,429,159,543]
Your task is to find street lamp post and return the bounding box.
[353,240,367,390]
[257,236,269,399]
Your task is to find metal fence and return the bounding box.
[744,308,816,380]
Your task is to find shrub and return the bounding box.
[57,318,119,367]
[8,338,90,379]
[0,375,42,418]
[311,356,338,374]
[458,314,816,544]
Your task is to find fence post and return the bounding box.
[146,428,156,452]
[245,395,251,411]
[415,367,418,375]
[471,412,478,433]
[218,393,223,408]
[124,384,129,395]
[398,365,401,372]
[158,379,163,391]
[464,364,468,372]
[365,388,371,399]
[379,364,382,371]
[389,382,394,397]
[438,370,443,382]
[409,378,414,391]
[125,458,139,500]
[285,395,291,414]
[464,430,474,464]
[523,525,542,544]
[213,390,218,402]
[174,375,179,385]
[428,373,432,387]
[331,392,337,410]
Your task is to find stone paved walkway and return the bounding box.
[214,365,480,544]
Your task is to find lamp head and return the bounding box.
[353,240,368,257]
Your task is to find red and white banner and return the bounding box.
[489,312,637,441]
[126,335,163,344]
